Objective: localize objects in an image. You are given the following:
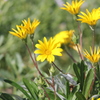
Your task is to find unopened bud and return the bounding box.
[49,66,55,76]
[36,77,45,86]
[38,90,44,99]
[72,34,79,44]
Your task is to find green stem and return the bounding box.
[92,28,95,53]
[25,43,43,77]
[64,46,77,63]
[76,44,83,60]
[52,62,64,74]
[77,21,84,60]
[89,25,95,53]
[42,86,51,100]
[52,77,56,100]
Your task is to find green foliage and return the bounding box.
[82,69,94,99]
[0,0,100,100]
[73,61,87,91]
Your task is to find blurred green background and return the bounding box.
[0,0,100,95]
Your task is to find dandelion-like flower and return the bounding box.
[84,47,100,63]
[34,37,63,63]
[77,8,100,26]
[61,0,85,15]
[19,18,40,34]
[53,30,74,46]
[9,25,27,39]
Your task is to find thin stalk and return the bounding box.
[42,87,50,100]
[64,47,77,63]
[31,38,37,63]
[92,28,95,53]
[89,25,95,53]
[25,43,43,77]
[52,62,64,73]
[52,77,56,100]
[76,44,83,60]
[77,21,84,60]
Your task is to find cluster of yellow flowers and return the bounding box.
[10,0,100,64]
[61,0,100,63]
[10,18,40,39]
[61,0,100,26]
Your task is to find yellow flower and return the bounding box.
[53,30,74,46]
[9,25,27,39]
[69,41,81,52]
[34,37,63,63]
[61,0,85,15]
[77,8,100,25]
[84,47,100,63]
[19,18,40,34]
[91,98,94,100]
[91,97,100,100]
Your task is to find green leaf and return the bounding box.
[66,81,70,99]
[80,61,87,91]
[0,93,14,100]
[23,78,38,100]
[82,69,94,99]
[44,88,61,100]
[76,92,86,100]
[73,63,81,83]
[73,61,87,91]
[3,79,31,99]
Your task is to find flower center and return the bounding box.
[45,50,51,55]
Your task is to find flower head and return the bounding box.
[9,25,27,39]
[61,0,85,15]
[77,8,100,25]
[34,37,63,63]
[53,30,74,46]
[69,41,81,52]
[97,98,100,100]
[84,47,100,63]
[19,18,40,34]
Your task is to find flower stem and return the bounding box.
[64,46,77,63]
[89,25,95,53]
[77,21,84,60]
[42,86,50,100]
[52,77,56,100]
[52,62,64,73]
[25,43,43,77]
[76,44,83,60]
[30,35,37,62]
[92,28,95,53]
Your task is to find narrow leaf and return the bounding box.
[66,81,70,99]
[0,93,14,100]
[73,63,81,82]
[3,79,31,99]
[76,92,86,100]
[23,78,38,100]
[82,69,94,99]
